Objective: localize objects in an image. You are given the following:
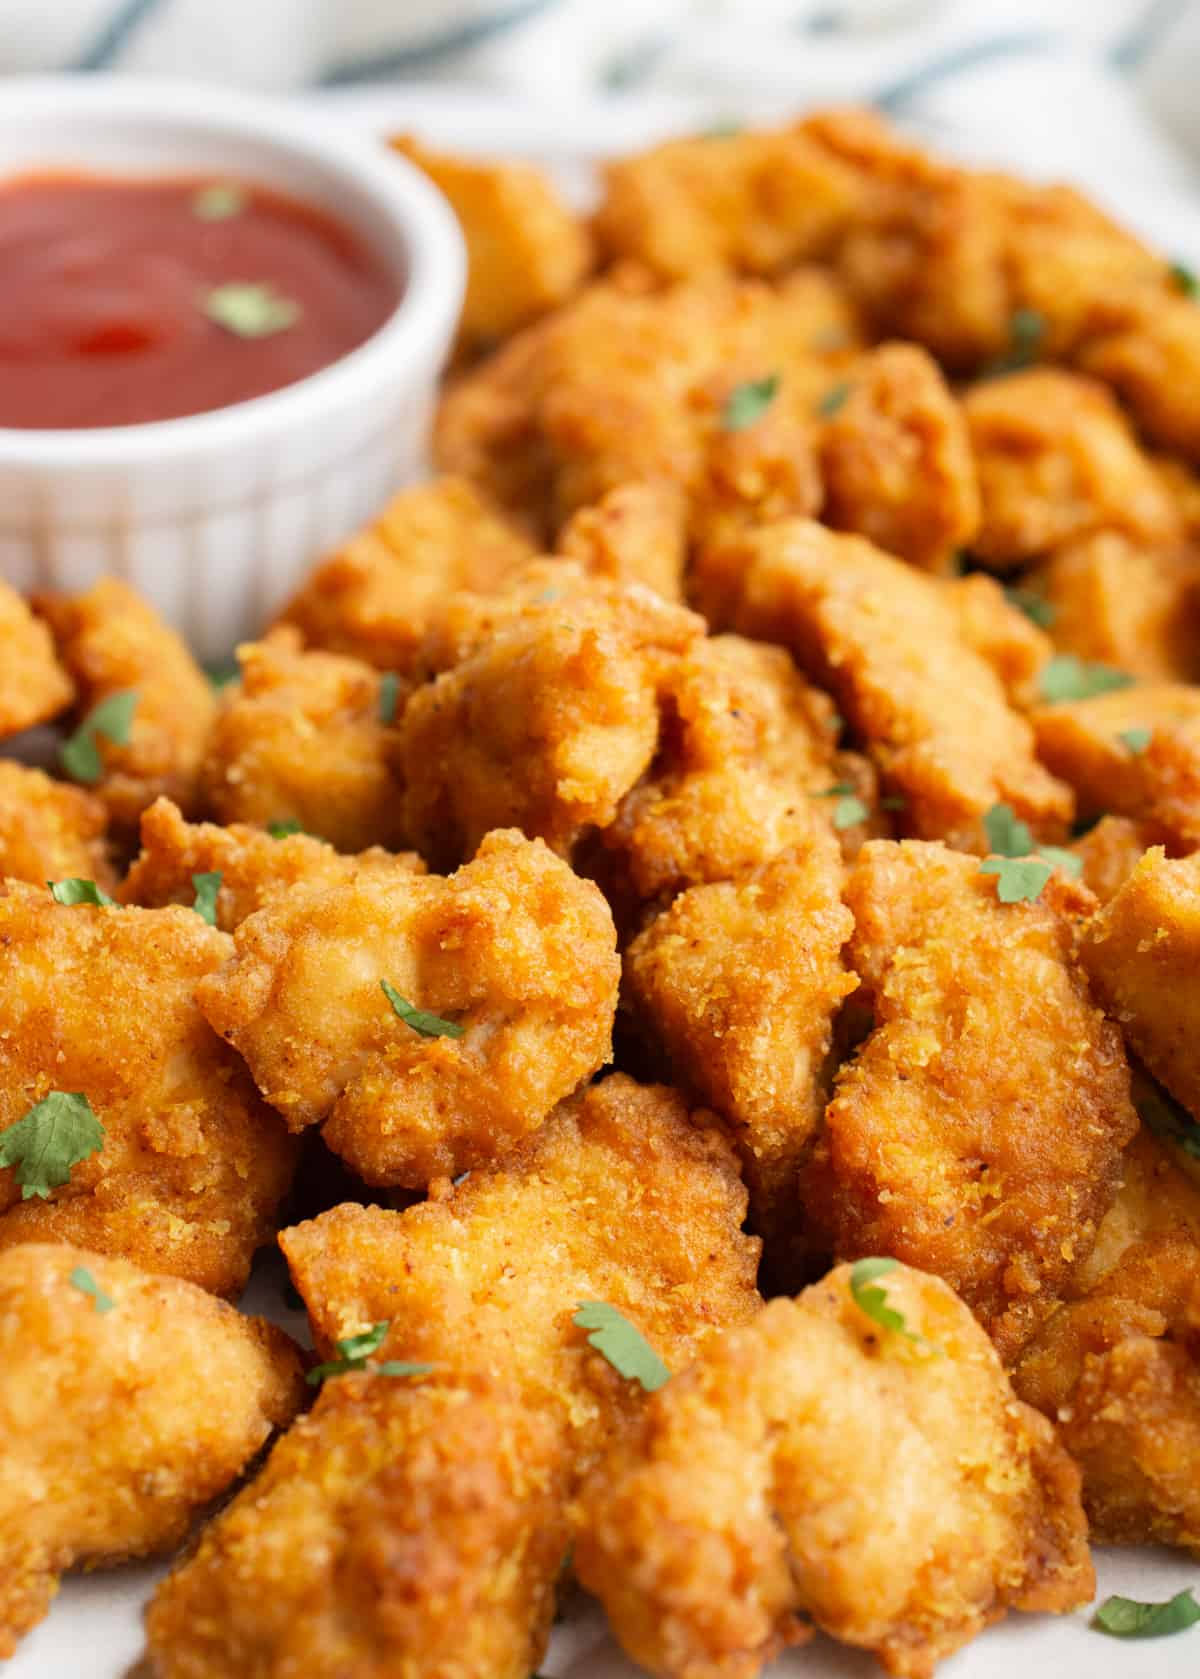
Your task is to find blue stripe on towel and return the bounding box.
[1109,0,1188,68]
[320,0,565,85]
[72,0,169,69]
[873,30,1058,114]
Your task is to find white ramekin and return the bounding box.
[0,77,466,662]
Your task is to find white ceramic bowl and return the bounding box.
[0,77,466,662]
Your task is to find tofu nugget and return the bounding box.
[38,578,214,829]
[197,830,619,1184]
[694,519,1072,852]
[573,1263,1093,1679]
[0,580,71,737]
[0,1241,302,1657]
[801,841,1138,1359]
[0,884,296,1295]
[0,760,114,891]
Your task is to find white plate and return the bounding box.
[10,85,1200,1679]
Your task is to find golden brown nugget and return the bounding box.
[573,1264,1093,1679]
[556,478,689,601]
[1081,847,1200,1120]
[393,134,591,354]
[593,123,862,280]
[0,760,114,891]
[1078,286,1200,461]
[0,580,72,737]
[0,1241,302,1658]
[1076,1123,1200,1293]
[818,342,980,573]
[120,797,424,931]
[963,369,1180,570]
[1071,813,1178,905]
[199,630,407,853]
[38,578,214,829]
[276,475,536,673]
[197,830,619,1185]
[694,519,1072,853]
[624,845,857,1245]
[943,571,1055,710]
[801,841,1138,1360]
[0,883,296,1295]
[146,1373,566,1679]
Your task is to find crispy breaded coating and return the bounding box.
[801,841,1138,1359]
[37,578,214,829]
[556,478,688,601]
[199,629,406,852]
[593,123,862,280]
[1071,813,1177,905]
[0,883,296,1295]
[963,369,1180,570]
[146,1372,566,1679]
[1078,288,1200,460]
[818,342,980,572]
[0,760,114,891]
[1080,847,1200,1121]
[197,830,618,1185]
[393,135,592,355]
[0,1241,302,1657]
[276,475,536,672]
[0,580,72,737]
[120,797,423,931]
[1076,1124,1200,1293]
[573,1263,1093,1679]
[943,571,1055,710]
[624,844,857,1246]
[694,519,1072,853]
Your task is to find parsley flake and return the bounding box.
[267,819,304,839]
[816,381,851,418]
[0,1092,104,1200]
[1038,654,1134,703]
[1094,1588,1200,1639]
[378,671,401,724]
[722,374,779,432]
[1169,261,1199,299]
[986,308,1046,375]
[849,1257,940,1351]
[1119,726,1152,755]
[880,794,907,811]
[984,802,1033,858]
[48,878,116,908]
[60,690,138,784]
[69,1265,114,1314]
[573,1301,670,1392]
[306,1318,432,1386]
[203,282,301,339]
[981,805,1081,890]
[381,980,465,1039]
[979,855,1054,903]
[1034,844,1083,878]
[833,794,868,830]
[205,658,240,690]
[192,183,248,221]
[191,872,222,926]
[1003,585,1056,629]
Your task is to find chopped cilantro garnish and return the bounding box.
[722,374,779,432]
[573,1302,670,1392]
[833,794,868,829]
[849,1257,940,1352]
[192,183,247,221]
[191,872,222,926]
[267,819,304,839]
[1003,585,1056,629]
[60,689,138,784]
[979,855,1054,903]
[69,1265,114,1314]
[816,381,851,418]
[1137,1080,1200,1160]
[986,308,1046,375]
[1034,844,1083,877]
[381,980,465,1039]
[1119,726,1152,755]
[306,1318,433,1386]
[0,1092,104,1200]
[203,282,301,339]
[984,802,1033,858]
[1169,261,1199,299]
[378,671,400,724]
[48,878,116,908]
[880,794,907,811]
[1038,654,1133,703]
[205,658,240,690]
[1094,1589,1200,1639]
[981,805,1080,889]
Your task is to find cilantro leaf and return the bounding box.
[375,1360,437,1378]
[1038,654,1134,703]
[381,980,465,1039]
[1034,844,1083,877]
[192,183,247,221]
[48,878,116,908]
[984,802,1034,858]
[1003,585,1056,629]
[573,1301,670,1392]
[1137,1079,1200,1161]
[1169,261,1199,299]
[817,381,851,418]
[813,783,855,797]
[880,794,907,811]
[985,308,1046,375]
[722,374,779,432]
[305,1318,433,1386]
[191,872,222,926]
[0,1092,105,1200]
[203,282,301,339]
[833,794,868,830]
[979,856,1054,903]
[849,1257,940,1352]
[1094,1589,1200,1638]
[267,819,304,839]
[60,689,139,784]
[378,672,401,725]
[1119,726,1152,755]
[205,658,240,690]
[69,1265,114,1314]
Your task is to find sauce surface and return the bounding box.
[0,174,400,429]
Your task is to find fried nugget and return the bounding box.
[573,1263,1093,1679]
[197,830,618,1184]
[0,883,296,1295]
[0,580,71,737]
[818,342,980,573]
[0,760,114,891]
[37,578,214,829]
[0,1241,302,1657]
[1078,286,1200,460]
[120,797,424,931]
[199,630,406,852]
[943,571,1055,710]
[556,478,688,601]
[1076,1123,1200,1292]
[800,841,1138,1359]
[1071,813,1178,905]
[694,519,1072,853]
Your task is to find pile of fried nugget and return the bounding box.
[6,106,1200,1679]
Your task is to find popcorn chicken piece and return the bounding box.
[694,520,1072,853]
[573,1264,1093,1679]
[801,841,1138,1359]
[943,571,1054,710]
[963,369,1180,569]
[1071,813,1177,905]
[1079,287,1200,461]
[0,883,296,1295]
[818,342,980,573]
[0,580,71,737]
[276,475,537,672]
[393,135,592,355]
[0,760,114,891]
[199,630,406,852]
[120,796,424,931]
[37,578,214,830]
[1076,1123,1200,1294]
[197,830,618,1185]
[557,478,688,601]
[0,1241,301,1657]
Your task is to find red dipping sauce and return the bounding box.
[0,174,400,429]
